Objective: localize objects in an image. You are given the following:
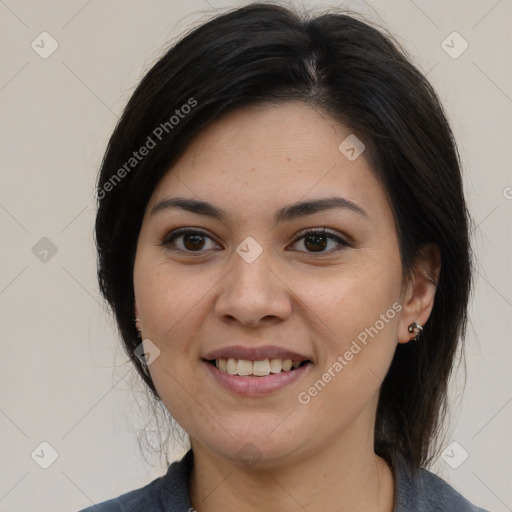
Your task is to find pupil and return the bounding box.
[305,234,327,252]
[184,234,205,251]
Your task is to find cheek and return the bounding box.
[134,256,217,344]
[295,253,402,339]
[133,254,226,413]
[294,277,401,428]
[293,256,403,408]
[134,262,207,423]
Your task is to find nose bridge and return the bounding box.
[236,245,272,289]
[227,240,276,301]
[214,238,291,325]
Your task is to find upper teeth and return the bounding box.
[215,358,302,376]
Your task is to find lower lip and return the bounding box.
[203,360,312,396]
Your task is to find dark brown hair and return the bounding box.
[94,3,473,470]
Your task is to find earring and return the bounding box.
[134,317,142,337]
[408,322,423,341]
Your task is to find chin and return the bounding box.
[198,428,307,470]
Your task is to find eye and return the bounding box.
[161,227,350,255]
[161,228,221,253]
[289,228,350,254]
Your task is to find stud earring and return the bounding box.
[408,322,423,341]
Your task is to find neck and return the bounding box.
[188,415,395,512]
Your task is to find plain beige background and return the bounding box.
[1,1,511,511]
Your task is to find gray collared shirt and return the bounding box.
[78,449,490,511]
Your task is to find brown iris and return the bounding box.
[183,233,206,251]
[304,233,328,252]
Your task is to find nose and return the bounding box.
[214,249,292,328]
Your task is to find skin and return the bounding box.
[133,102,440,512]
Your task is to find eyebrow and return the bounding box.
[150,196,368,222]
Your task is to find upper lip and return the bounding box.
[203,345,312,362]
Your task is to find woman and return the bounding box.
[83,3,488,511]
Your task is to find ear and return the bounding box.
[398,244,441,344]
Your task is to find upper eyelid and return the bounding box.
[292,227,346,241]
[163,227,220,244]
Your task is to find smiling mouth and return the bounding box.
[205,358,311,377]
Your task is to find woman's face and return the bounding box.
[133,102,411,467]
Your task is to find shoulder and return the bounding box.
[76,450,194,512]
[393,454,490,512]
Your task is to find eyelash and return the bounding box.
[161,227,351,255]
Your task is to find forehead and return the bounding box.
[147,102,390,223]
